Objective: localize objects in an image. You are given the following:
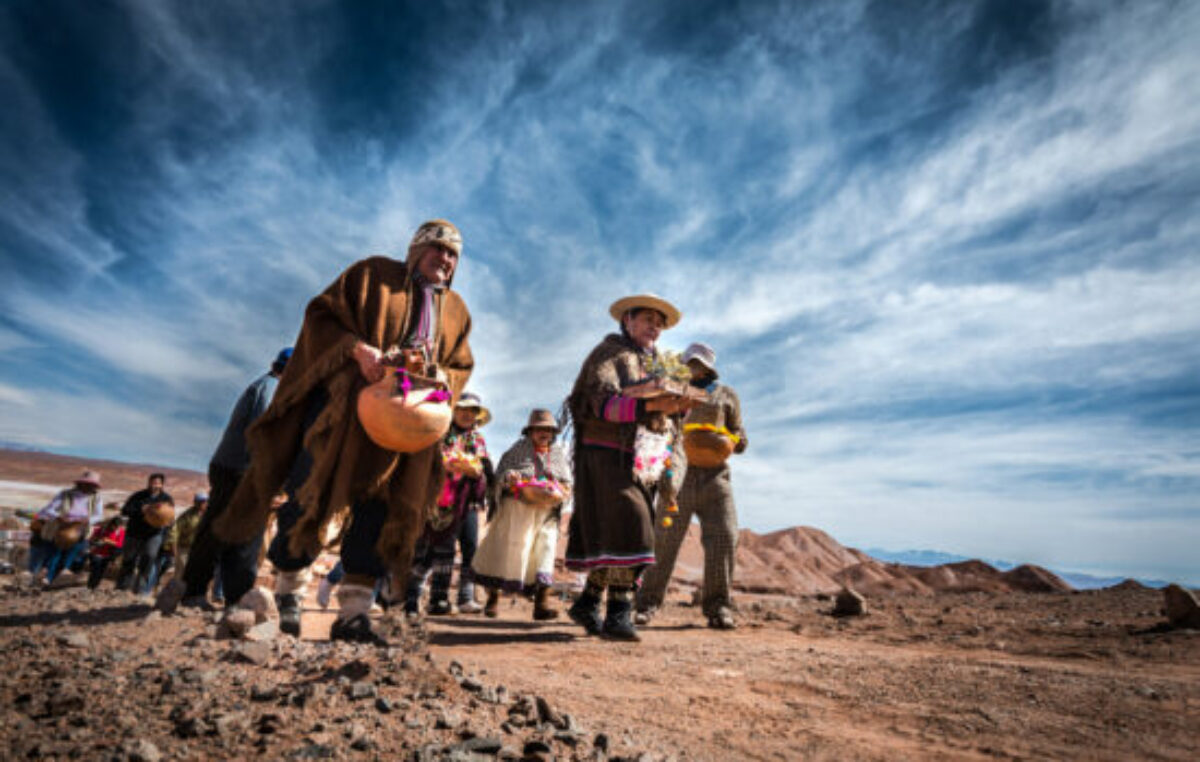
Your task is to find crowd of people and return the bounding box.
[23,219,749,646]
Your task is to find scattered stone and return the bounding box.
[374,696,393,713]
[833,588,866,617]
[222,609,257,638]
[237,587,279,623]
[349,681,377,700]
[455,736,503,754]
[460,676,484,693]
[231,640,273,666]
[594,733,610,752]
[58,631,91,649]
[1163,584,1200,629]
[291,742,335,759]
[213,711,248,738]
[125,739,162,762]
[435,711,460,729]
[250,685,278,702]
[245,619,280,642]
[536,695,563,727]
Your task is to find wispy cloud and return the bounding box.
[0,0,1197,582]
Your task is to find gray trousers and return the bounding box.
[638,464,738,617]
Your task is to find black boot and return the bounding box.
[602,596,640,641]
[276,593,301,637]
[568,588,603,636]
[329,613,388,647]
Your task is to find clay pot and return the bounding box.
[52,521,86,550]
[143,501,176,529]
[357,375,453,453]
[683,429,735,468]
[518,484,564,508]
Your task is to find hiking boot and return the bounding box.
[533,584,560,621]
[634,606,657,626]
[276,593,302,637]
[329,613,388,647]
[154,578,186,615]
[568,589,603,636]
[707,607,736,630]
[428,598,453,616]
[602,597,640,641]
[484,589,500,618]
[457,594,483,614]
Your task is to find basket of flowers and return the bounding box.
[358,367,453,453]
[512,477,567,508]
[682,423,738,468]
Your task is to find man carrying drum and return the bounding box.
[213,219,473,645]
[636,342,748,630]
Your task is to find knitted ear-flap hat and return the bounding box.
[406,219,463,287]
[608,293,681,329]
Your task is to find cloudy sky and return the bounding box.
[1,0,1197,583]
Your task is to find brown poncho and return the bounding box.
[212,255,472,578]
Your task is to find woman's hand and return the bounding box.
[646,396,694,415]
[353,342,387,383]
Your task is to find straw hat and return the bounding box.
[455,391,491,427]
[522,409,560,436]
[682,342,719,379]
[75,469,102,489]
[608,293,681,328]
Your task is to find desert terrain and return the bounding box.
[2,449,1197,760]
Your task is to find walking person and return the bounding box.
[116,473,174,595]
[31,470,106,584]
[212,219,474,644]
[156,349,291,613]
[636,342,749,629]
[473,409,572,620]
[85,514,125,590]
[419,392,494,615]
[564,294,695,641]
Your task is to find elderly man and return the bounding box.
[29,469,105,584]
[213,220,473,645]
[636,342,748,630]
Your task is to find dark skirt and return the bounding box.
[565,445,656,571]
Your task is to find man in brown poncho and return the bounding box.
[212,219,473,644]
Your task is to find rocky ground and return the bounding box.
[2,578,1198,761]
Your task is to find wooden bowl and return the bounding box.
[52,521,86,550]
[143,501,176,529]
[357,375,453,453]
[683,429,735,468]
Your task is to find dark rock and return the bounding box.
[435,711,460,729]
[289,743,335,759]
[1163,584,1200,628]
[374,697,393,713]
[594,733,610,752]
[535,696,562,727]
[833,588,866,617]
[456,736,503,754]
[250,685,277,702]
[460,676,484,693]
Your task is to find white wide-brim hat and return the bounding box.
[608,293,681,329]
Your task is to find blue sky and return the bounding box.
[1,0,1197,584]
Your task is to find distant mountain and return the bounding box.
[866,547,1169,590]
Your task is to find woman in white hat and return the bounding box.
[563,294,694,640]
[31,469,105,584]
[472,408,573,620]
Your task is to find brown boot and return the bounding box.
[533,584,560,621]
[484,588,500,618]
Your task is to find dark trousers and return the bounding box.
[267,388,388,584]
[117,531,165,594]
[429,509,479,604]
[181,462,262,605]
[87,555,115,590]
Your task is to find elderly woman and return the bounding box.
[473,409,573,620]
[564,294,693,640]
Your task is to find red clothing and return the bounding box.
[89,525,125,558]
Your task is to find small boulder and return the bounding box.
[833,588,866,617]
[221,609,257,638]
[1163,584,1200,629]
[236,587,278,624]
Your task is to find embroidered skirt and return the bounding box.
[565,445,656,571]
[472,497,559,592]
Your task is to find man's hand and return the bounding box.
[646,396,695,415]
[353,342,387,383]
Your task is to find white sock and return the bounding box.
[336,583,375,621]
[276,568,312,597]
